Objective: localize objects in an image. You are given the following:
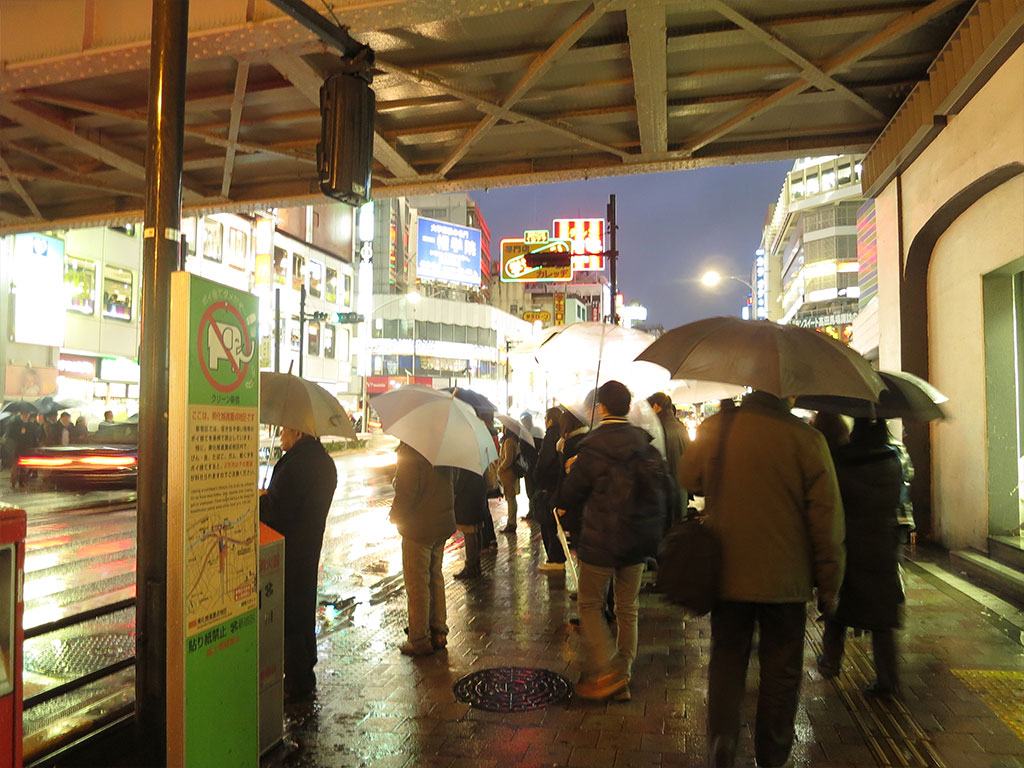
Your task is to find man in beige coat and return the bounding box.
[680,390,845,768]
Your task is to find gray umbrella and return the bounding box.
[794,370,948,422]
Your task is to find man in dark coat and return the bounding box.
[7,411,38,487]
[648,391,689,522]
[554,380,668,701]
[817,417,905,697]
[389,442,456,655]
[534,407,566,570]
[259,427,338,699]
[453,467,488,580]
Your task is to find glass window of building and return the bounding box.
[324,325,336,359]
[203,218,223,262]
[805,173,819,196]
[226,227,247,271]
[790,177,804,199]
[290,316,301,351]
[821,167,837,192]
[326,267,337,303]
[343,274,352,307]
[102,266,133,321]
[308,260,323,298]
[274,247,288,286]
[65,256,96,315]
[307,320,320,356]
[292,253,305,292]
[337,328,350,361]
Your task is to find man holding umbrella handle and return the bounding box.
[258,426,338,699]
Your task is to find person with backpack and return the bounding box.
[680,390,845,768]
[553,380,670,701]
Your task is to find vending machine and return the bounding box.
[0,505,26,768]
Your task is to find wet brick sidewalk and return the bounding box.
[263,502,1024,768]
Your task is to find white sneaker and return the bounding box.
[538,562,565,571]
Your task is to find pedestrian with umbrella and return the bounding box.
[258,372,345,699]
[371,385,498,655]
[641,317,877,768]
[6,406,39,487]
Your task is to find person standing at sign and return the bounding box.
[259,427,338,699]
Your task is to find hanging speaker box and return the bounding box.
[318,73,375,207]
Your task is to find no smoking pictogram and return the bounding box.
[197,301,253,393]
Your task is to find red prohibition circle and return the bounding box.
[197,301,252,393]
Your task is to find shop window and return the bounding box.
[65,256,96,315]
[326,267,338,303]
[203,218,223,262]
[324,325,336,359]
[308,260,323,298]
[102,266,133,322]
[307,321,320,356]
[226,227,247,271]
[273,247,288,286]
[292,253,305,292]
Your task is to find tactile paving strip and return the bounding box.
[452,666,573,712]
[951,669,1024,742]
[807,622,947,767]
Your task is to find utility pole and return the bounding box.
[505,339,512,409]
[607,194,619,325]
[137,0,189,760]
[274,288,281,373]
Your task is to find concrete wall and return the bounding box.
[872,44,1024,550]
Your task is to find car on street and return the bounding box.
[17,422,138,490]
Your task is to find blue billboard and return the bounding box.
[415,216,482,286]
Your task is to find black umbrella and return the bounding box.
[33,395,80,412]
[2,401,39,414]
[794,370,948,422]
[441,387,498,418]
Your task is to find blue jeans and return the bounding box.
[401,536,449,647]
[577,560,644,680]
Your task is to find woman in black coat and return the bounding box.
[817,417,905,697]
[453,468,489,579]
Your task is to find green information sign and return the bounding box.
[168,273,259,767]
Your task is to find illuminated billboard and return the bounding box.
[13,233,65,347]
[500,239,572,282]
[553,218,605,270]
[416,216,482,286]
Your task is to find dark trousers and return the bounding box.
[534,492,565,563]
[821,619,899,691]
[708,601,807,768]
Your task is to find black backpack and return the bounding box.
[656,513,721,615]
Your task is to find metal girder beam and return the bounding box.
[684,0,969,154]
[0,100,147,179]
[375,58,629,163]
[29,93,314,165]
[268,52,421,180]
[221,59,250,197]
[434,0,614,178]
[626,3,668,155]
[0,151,42,218]
[707,0,886,121]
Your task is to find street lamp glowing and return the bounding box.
[700,270,722,288]
[406,291,421,304]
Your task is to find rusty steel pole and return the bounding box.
[137,0,189,761]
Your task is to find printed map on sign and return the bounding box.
[186,504,257,631]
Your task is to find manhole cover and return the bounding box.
[452,667,573,712]
[25,632,135,679]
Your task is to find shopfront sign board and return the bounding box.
[167,272,259,767]
[500,239,572,282]
[415,216,482,286]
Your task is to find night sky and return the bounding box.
[470,159,794,331]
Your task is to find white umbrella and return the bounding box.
[666,379,747,405]
[637,317,885,401]
[260,372,357,439]
[495,413,536,447]
[535,322,657,372]
[371,384,498,474]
